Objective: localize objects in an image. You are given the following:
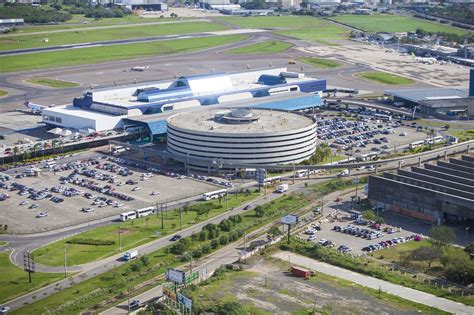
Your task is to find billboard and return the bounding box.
[166,268,185,284]
[281,214,298,225]
[256,168,266,184]
[177,292,192,310]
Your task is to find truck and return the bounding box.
[123,250,138,261]
[291,266,312,279]
[276,183,288,193]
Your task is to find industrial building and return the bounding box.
[368,155,474,224]
[166,107,317,168]
[115,0,167,11]
[385,68,474,119]
[42,68,326,132]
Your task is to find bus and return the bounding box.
[294,170,308,178]
[120,210,137,221]
[263,176,282,186]
[136,206,155,218]
[409,140,425,149]
[425,135,443,144]
[202,189,227,201]
[374,113,392,121]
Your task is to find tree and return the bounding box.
[464,243,474,255]
[12,146,19,162]
[198,230,208,241]
[219,234,229,245]
[255,206,265,218]
[429,226,455,249]
[362,210,377,221]
[268,226,282,239]
[140,255,149,266]
[410,246,441,268]
[170,238,190,255]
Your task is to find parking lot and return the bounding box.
[298,211,418,255]
[314,111,429,158]
[0,155,218,233]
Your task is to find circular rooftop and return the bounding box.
[167,108,314,135]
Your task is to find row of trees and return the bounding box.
[170,214,244,258]
[0,3,72,24]
[402,226,474,286]
[415,28,474,44]
[301,143,332,165]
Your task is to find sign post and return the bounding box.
[281,214,298,244]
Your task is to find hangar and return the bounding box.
[368,155,474,224]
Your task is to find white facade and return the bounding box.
[42,106,125,132]
[166,108,317,167]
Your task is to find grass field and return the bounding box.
[0,251,63,304]
[329,14,469,34]
[0,241,7,246]
[9,15,190,34]
[25,77,80,88]
[13,194,310,314]
[357,71,415,85]
[224,40,292,54]
[0,35,247,73]
[449,130,474,142]
[1,22,226,51]
[33,191,262,266]
[0,90,7,97]
[218,16,348,45]
[299,57,341,68]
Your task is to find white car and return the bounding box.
[132,186,141,191]
[36,212,48,218]
[0,306,11,314]
[151,191,160,196]
[82,207,94,213]
[304,229,316,235]
[308,235,317,241]
[114,203,124,208]
[318,239,327,245]
[19,201,28,206]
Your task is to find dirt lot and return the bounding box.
[190,257,429,314]
[0,157,217,233]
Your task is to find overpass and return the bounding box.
[110,140,473,173]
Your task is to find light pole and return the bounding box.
[63,244,68,278]
[466,227,470,245]
[118,222,122,251]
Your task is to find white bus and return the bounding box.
[425,135,443,144]
[202,189,227,201]
[120,210,137,221]
[294,170,308,178]
[136,206,155,218]
[263,176,282,185]
[374,113,392,121]
[409,140,425,149]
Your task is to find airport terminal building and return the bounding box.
[42,68,326,133]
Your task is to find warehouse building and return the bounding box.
[368,155,474,225]
[42,68,326,132]
[166,106,317,168]
[385,68,474,119]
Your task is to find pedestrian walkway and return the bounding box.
[273,251,474,315]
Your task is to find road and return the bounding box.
[3,177,322,312]
[273,252,474,315]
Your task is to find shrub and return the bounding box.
[66,238,115,246]
[210,239,219,249]
[219,235,229,245]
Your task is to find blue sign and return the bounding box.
[177,292,192,310]
[281,214,298,225]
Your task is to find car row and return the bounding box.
[362,235,423,253]
[333,225,385,240]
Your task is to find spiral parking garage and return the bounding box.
[166,107,317,168]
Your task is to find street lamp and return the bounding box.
[466,227,470,245]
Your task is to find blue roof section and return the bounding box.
[253,94,323,111]
[257,74,286,86]
[146,120,167,135]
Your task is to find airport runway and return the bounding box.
[0,29,268,56]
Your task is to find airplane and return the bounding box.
[411,53,437,65]
[23,95,48,115]
[130,66,149,72]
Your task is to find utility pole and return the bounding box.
[243,230,247,252]
[63,244,68,278]
[118,222,122,251]
[292,161,296,184]
[179,206,182,230]
[161,203,164,229]
[127,278,131,313]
